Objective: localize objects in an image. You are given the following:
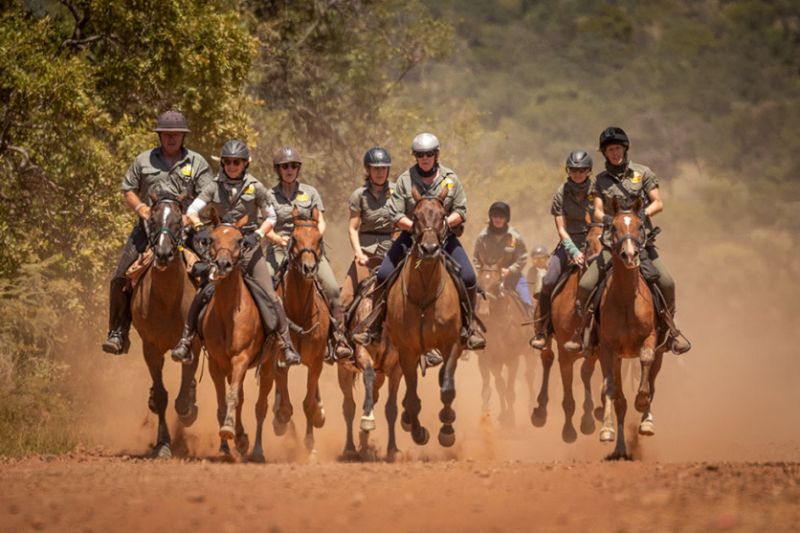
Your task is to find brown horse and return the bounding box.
[475,264,533,428]
[201,212,265,460]
[387,187,463,448]
[129,194,200,458]
[261,207,330,456]
[531,219,604,443]
[339,257,402,461]
[597,197,664,459]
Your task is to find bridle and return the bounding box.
[610,210,646,254]
[147,197,184,250]
[287,219,321,275]
[411,195,448,253]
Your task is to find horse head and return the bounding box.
[147,191,186,270]
[477,263,504,299]
[289,206,322,279]
[411,186,448,259]
[208,209,248,281]
[609,196,645,270]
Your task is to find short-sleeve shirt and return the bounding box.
[196,173,270,225]
[266,182,325,237]
[348,181,396,256]
[550,179,595,246]
[121,147,212,208]
[386,165,468,224]
[472,226,528,275]
[592,161,659,238]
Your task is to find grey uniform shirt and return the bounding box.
[348,181,396,256]
[551,179,595,246]
[592,161,659,243]
[196,173,270,225]
[387,165,468,224]
[266,182,325,237]
[473,226,528,275]
[121,146,212,207]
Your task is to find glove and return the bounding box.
[243,232,260,250]
[602,214,613,229]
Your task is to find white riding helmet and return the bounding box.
[411,132,440,154]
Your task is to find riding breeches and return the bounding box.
[340,260,373,309]
[376,231,477,289]
[540,246,570,300]
[266,244,342,306]
[107,224,148,332]
[503,271,533,306]
[112,224,149,281]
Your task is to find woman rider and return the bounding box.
[564,127,691,354]
[263,146,353,362]
[170,140,300,366]
[352,132,485,351]
[340,147,396,310]
[529,149,594,350]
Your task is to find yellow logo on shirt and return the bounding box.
[631,171,642,184]
[244,185,255,194]
[181,164,192,176]
[296,192,309,202]
[443,178,454,190]
[387,187,394,199]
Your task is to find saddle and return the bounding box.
[126,247,200,289]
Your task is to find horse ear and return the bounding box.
[437,185,448,203]
[177,189,188,204]
[236,214,249,228]
[611,196,620,214]
[291,205,299,219]
[209,206,220,227]
[311,207,319,221]
[632,196,643,215]
[412,186,422,203]
[149,191,157,203]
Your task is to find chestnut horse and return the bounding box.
[130,194,200,458]
[260,207,330,456]
[597,197,664,459]
[475,264,533,428]
[339,258,402,461]
[530,218,603,443]
[387,187,463,448]
[201,213,265,460]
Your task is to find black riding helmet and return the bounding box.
[598,126,630,151]
[566,150,592,169]
[488,201,511,221]
[530,244,549,258]
[363,146,392,167]
[220,139,250,161]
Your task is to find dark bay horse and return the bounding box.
[260,207,329,457]
[129,194,199,458]
[531,218,603,443]
[476,264,533,428]
[387,187,463,448]
[339,258,402,461]
[597,197,664,459]
[201,212,267,460]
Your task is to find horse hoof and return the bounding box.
[635,391,650,413]
[236,433,250,456]
[313,407,326,429]
[599,428,615,443]
[250,451,266,464]
[219,426,235,441]
[412,426,430,446]
[639,420,655,436]
[562,424,578,443]
[438,427,455,447]
[580,414,596,435]
[304,435,315,453]
[273,419,287,437]
[438,407,456,425]
[531,408,547,428]
[154,444,172,459]
[177,404,198,427]
[401,411,412,432]
[360,416,376,432]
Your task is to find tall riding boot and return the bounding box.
[563,298,590,353]
[665,300,692,355]
[529,294,552,350]
[170,284,214,364]
[275,297,301,366]
[464,285,486,350]
[102,278,132,355]
[330,304,354,362]
[351,284,387,346]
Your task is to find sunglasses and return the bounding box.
[222,159,245,167]
[414,151,437,159]
[278,162,301,170]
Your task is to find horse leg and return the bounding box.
[174,343,200,426]
[143,343,171,458]
[478,347,492,415]
[272,366,292,436]
[640,349,663,436]
[598,346,616,444]
[251,363,274,463]
[491,360,508,426]
[437,346,460,447]
[400,353,428,445]
[531,346,554,427]
[360,364,377,433]
[234,382,250,458]
[208,358,231,456]
[504,355,520,429]
[302,358,324,453]
[608,358,629,460]
[635,344,656,413]
[559,354,578,443]
[580,352,598,435]
[524,350,536,413]
[220,355,248,448]
[338,363,358,459]
[385,364,402,461]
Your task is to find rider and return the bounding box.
[169,140,301,366]
[340,147,396,309]
[263,146,353,362]
[529,150,594,350]
[102,111,212,355]
[564,127,691,354]
[526,244,550,303]
[472,202,534,317]
[352,132,486,351]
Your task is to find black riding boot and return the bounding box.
[529,294,551,350]
[170,284,214,364]
[102,277,132,355]
[664,299,692,355]
[464,285,486,350]
[330,304,354,362]
[563,298,590,353]
[351,283,387,346]
[275,297,301,366]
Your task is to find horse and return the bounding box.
[338,256,402,461]
[261,207,330,456]
[201,212,266,460]
[475,263,533,428]
[596,196,664,460]
[129,193,200,458]
[530,218,604,443]
[386,186,463,448]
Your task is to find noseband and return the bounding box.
[288,221,321,274]
[148,198,184,249]
[611,211,645,253]
[412,195,448,251]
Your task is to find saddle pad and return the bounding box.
[126,249,154,288]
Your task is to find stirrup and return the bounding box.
[529,334,547,350]
[170,339,194,365]
[102,331,130,355]
[670,333,692,355]
[419,349,443,376]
